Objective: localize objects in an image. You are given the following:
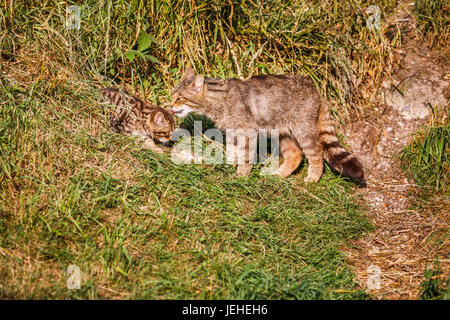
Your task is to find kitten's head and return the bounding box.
[171,67,207,118]
[147,108,176,144]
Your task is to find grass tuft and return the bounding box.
[414,0,449,49]
[399,124,449,191]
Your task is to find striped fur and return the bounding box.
[318,102,364,182]
[171,67,365,184]
[100,88,175,153]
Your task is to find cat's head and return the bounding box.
[147,108,176,144]
[170,67,209,118]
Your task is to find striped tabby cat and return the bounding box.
[170,67,364,184]
[100,88,175,154]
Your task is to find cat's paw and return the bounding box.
[304,176,320,183]
[236,165,252,177]
[142,139,164,154]
[236,172,250,177]
[153,147,164,155]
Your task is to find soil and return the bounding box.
[343,3,449,299]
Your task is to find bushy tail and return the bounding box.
[318,102,365,184]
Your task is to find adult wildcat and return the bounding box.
[170,67,364,184]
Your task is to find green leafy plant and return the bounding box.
[125,32,159,63]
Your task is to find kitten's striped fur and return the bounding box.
[171,67,364,184]
[100,88,175,154]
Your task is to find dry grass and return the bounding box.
[350,180,449,299]
[0,0,448,299]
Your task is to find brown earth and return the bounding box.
[342,3,449,299]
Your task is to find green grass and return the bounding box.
[398,115,449,300]
[419,256,450,300]
[0,0,433,299]
[0,82,372,298]
[414,0,449,48]
[0,0,398,117]
[399,124,449,192]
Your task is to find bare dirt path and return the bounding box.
[344,3,449,299]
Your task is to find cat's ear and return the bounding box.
[182,65,196,81]
[190,75,204,94]
[154,112,168,126]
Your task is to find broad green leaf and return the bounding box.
[144,54,159,63]
[137,32,152,52]
[125,50,136,62]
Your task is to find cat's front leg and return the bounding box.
[234,131,257,177]
[131,130,164,154]
[237,163,253,176]
[142,137,164,154]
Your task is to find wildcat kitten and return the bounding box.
[100,87,175,154]
[170,67,364,184]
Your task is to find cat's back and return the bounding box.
[100,87,158,133]
[100,87,153,114]
[233,74,321,121]
[245,74,317,95]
